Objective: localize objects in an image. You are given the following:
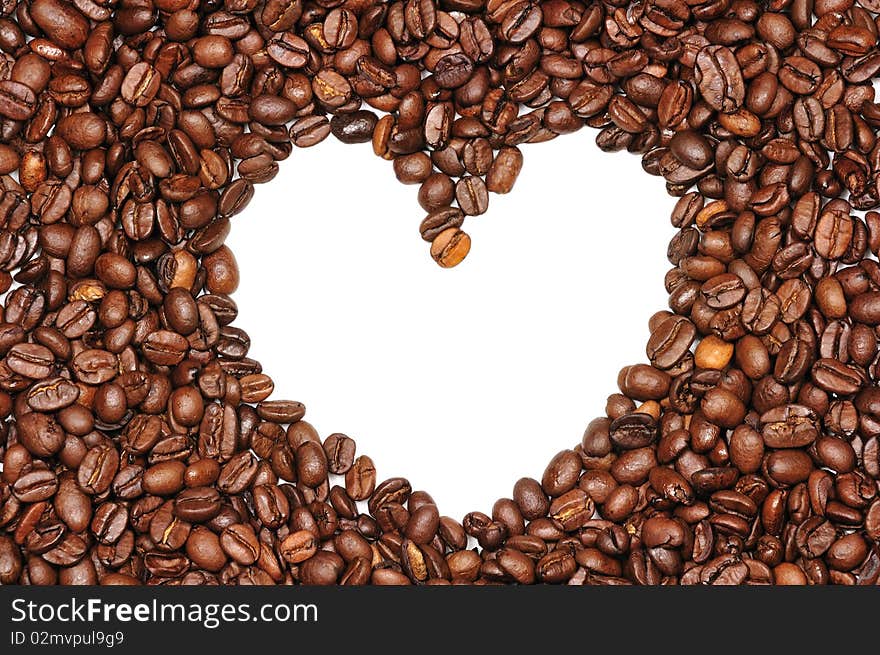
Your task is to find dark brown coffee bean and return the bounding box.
[434,53,474,89]
[280,529,318,564]
[26,377,79,412]
[765,450,813,486]
[16,411,65,457]
[324,433,356,474]
[542,450,581,497]
[13,468,59,503]
[486,147,523,194]
[174,487,222,523]
[695,46,745,112]
[250,95,297,126]
[330,111,378,144]
[30,0,89,50]
[289,116,331,148]
[121,63,160,107]
[149,501,191,552]
[71,349,117,385]
[702,274,746,309]
[420,207,464,242]
[610,413,658,450]
[76,446,119,495]
[647,316,696,369]
[267,33,309,68]
[142,331,188,366]
[0,80,36,120]
[811,358,865,395]
[455,176,489,216]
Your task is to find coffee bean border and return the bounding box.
[0,0,879,585]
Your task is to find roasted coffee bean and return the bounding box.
[455,176,489,216]
[26,377,79,412]
[430,228,470,268]
[13,468,59,503]
[420,208,464,242]
[702,274,746,309]
[267,33,309,69]
[0,81,36,120]
[647,316,696,369]
[322,433,355,476]
[173,487,222,524]
[30,0,89,50]
[761,405,819,449]
[610,413,658,450]
[331,112,378,145]
[76,446,119,495]
[186,526,227,572]
[290,116,331,148]
[16,411,65,457]
[695,46,745,112]
[434,53,474,89]
[280,530,318,564]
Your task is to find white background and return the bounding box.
[228,129,674,521]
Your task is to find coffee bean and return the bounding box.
[174,487,222,523]
[186,526,227,572]
[811,358,865,395]
[71,349,117,385]
[13,467,59,503]
[765,450,813,486]
[702,274,746,309]
[779,56,821,95]
[850,292,880,325]
[695,46,745,112]
[250,95,297,126]
[646,315,696,369]
[455,176,489,216]
[701,387,747,428]
[91,502,128,545]
[76,446,119,495]
[280,530,318,564]
[330,111,378,144]
[420,207,464,242]
[0,80,36,120]
[300,551,343,585]
[121,63,160,107]
[26,377,79,412]
[296,441,328,488]
[258,400,305,423]
[55,113,106,151]
[220,523,259,565]
[430,228,470,268]
[142,331,188,366]
[609,413,657,450]
[6,343,54,379]
[149,501,191,552]
[486,147,523,194]
[30,0,89,50]
[542,450,581,497]
[217,451,258,494]
[16,412,65,457]
[143,461,186,496]
[267,33,309,68]
[434,53,474,89]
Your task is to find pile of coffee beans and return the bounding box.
[0,0,879,586]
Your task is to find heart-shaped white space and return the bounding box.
[228,130,673,520]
